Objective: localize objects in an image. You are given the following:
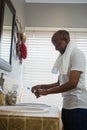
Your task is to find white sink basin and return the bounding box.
[0,105,49,113]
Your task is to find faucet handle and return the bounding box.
[0,73,7,90]
[1,73,7,79]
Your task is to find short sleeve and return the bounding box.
[70,48,85,72]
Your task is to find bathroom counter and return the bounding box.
[0,106,60,130]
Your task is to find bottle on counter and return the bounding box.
[0,86,3,105]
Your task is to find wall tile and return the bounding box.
[0,113,59,130]
[0,115,8,130]
[26,117,43,130]
[8,116,25,130]
[43,118,59,130]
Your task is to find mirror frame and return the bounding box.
[0,0,16,72]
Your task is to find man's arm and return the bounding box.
[40,81,59,89]
[38,70,82,96]
[31,80,59,95]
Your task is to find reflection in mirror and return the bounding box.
[1,3,12,63]
[0,0,16,72]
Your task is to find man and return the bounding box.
[31,30,87,130]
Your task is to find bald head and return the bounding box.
[52,30,70,44]
[51,30,70,54]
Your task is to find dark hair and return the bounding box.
[51,30,70,43]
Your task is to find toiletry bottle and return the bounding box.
[0,86,3,105]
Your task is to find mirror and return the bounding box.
[0,0,16,72]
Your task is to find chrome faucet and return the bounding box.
[0,73,5,90]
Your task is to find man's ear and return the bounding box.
[63,38,69,44]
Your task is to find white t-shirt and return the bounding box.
[59,47,87,109]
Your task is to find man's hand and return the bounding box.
[31,85,43,98]
[31,85,42,93]
[31,85,48,98]
[34,89,48,98]
[37,89,48,97]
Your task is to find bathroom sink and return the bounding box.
[16,103,51,107]
[0,105,49,113]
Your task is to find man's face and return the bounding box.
[52,36,68,54]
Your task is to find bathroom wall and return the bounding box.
[6,0,26,80]
[25,3,87,28]
[11,0,26,31]
[0,0,26,96]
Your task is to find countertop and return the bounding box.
[0,105,59,118]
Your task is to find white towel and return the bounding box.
[52,42,76,74]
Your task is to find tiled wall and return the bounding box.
[0,115,59,130]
